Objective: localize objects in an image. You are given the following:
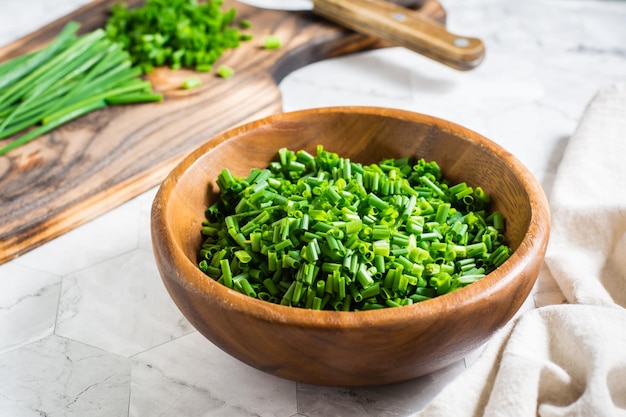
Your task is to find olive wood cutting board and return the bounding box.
[0,0,446,265]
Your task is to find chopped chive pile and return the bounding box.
[105,0,252,74]
[0,21,162,156]
[0,0,260,156]
[198,146,513,311]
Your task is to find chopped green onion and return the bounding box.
[239,19,253,29]
[217,65,235,79]
[197,146,513,311]
[263,35,282,50]
[182,76,201,90]
[104,0,249,72]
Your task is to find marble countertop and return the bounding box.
[1,0,625,416]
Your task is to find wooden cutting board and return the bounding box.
[0,0,446,265]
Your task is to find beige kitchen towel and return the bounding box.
[414,83,626,417]
[543,84,626,308]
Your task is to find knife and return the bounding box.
[239,0,485,70]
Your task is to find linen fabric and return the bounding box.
[414,83,626,417]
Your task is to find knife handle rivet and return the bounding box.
[392,13,407,22]
[454,38,470,48]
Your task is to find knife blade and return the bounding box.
[238,0,485,70]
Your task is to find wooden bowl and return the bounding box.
[151,107,550,386]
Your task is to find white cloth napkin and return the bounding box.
[413,83,626,417]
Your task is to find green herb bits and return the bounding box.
[198,146,513,311]
[104,0,251,73]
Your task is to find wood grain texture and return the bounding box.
[313,0,484,70]
[151,107,551,386]
[0,0,445,265]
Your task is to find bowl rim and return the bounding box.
[152,105,551,329]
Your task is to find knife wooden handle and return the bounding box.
[312,0,484,70]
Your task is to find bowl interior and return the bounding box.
[167,108,532,270]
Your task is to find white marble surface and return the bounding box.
[1,0,625,416]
